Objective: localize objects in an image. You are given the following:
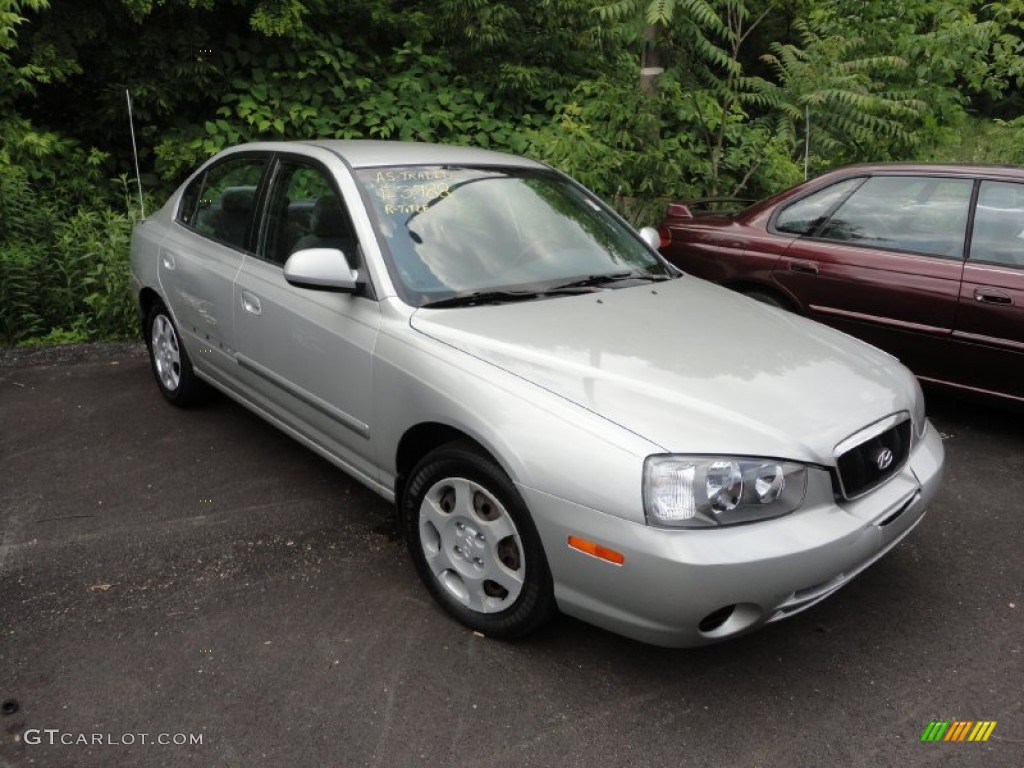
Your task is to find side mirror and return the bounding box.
[284,248,359,293]
[639,226,662,251]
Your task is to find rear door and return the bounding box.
[951,179,1024,401]
[160,153,270,386]
[772,175,970,378]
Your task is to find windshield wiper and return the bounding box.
[549,271,674,291]
[420,272,676,309]
[420,289,549,309]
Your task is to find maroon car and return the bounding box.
[659,163,1024,406]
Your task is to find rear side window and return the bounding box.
[970,181,1024,267]
[816,175,973,259]
[775,178,862,235]
[177,156,269,251]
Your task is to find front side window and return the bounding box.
[816,175,972,258]
[970,181,1024,267]
[354,166,672,305]
[260,160,357,266]
[177,156,269,251]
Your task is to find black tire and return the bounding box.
[145,300,206,406]
[741,289,790,311]
[401,441,555,639]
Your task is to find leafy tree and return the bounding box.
[0,0,54,107]
[806,0,1024,155]
[3,0,1024,343]
[763,21,926,172]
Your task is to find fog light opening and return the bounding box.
[698,605,736,633]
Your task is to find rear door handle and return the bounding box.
[240,289,262,315]
[974,288,1012,305]
[789,260,819,276]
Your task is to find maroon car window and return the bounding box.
[774,178,862,235]
[970,181,1024,267]
[817,175,972,259]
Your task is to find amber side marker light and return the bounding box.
[657,224,673,249]
[568,536,625,565]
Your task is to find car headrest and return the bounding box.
[313,196,348,238]
[220,186,257,212]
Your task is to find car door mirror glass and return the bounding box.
[284,248,359,292]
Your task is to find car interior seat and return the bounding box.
[215,186,257,248]
[292,196,357,266]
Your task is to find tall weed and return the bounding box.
[1,123,139,345]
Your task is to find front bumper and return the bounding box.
[521,421,944,648]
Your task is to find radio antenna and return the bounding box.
[126,89,146,219]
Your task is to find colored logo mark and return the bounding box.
[921,720,997,742]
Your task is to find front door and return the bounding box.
[773,174,970,379]
[232,156,382,482]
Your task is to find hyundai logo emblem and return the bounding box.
[875,448,894,471]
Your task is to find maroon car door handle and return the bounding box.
[974,288,1012,305]
[789,260,819,276]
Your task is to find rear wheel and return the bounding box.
[401,442,555,639]
[146,301,206,406]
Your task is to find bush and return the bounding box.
[0,120,139,345]
[928,115,1024,165]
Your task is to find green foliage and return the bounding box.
[526,74,801,220]
[804,0,1024,153]
[763,22,927,166]
[153,37,542,181]
[435,0,618,99]
[596,0,722,28]
[0,119,138,344]
[3,0,1024,345]
[927,115,1024,165]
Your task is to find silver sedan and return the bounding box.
[130,141,944,647]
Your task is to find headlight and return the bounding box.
[643,456,808,528]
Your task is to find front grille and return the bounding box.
[835,417,911,499]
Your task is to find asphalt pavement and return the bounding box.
[1,347,1021,767]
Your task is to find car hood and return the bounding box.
[410,277,915,463]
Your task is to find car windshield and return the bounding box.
[354,165,673,306]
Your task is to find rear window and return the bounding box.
[177,156,269,251]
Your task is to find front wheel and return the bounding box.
[146,301,206,406]
[401,442,555,639]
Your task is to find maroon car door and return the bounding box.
[952,179,1024,401]
[772,175,970,380]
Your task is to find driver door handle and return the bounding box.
[240,289,262,315]
[789,260,819,276]
[974,288,1012,305]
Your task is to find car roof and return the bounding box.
[818,162,1024,180]
[294,139,548,170]
[724,162,1024,223]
